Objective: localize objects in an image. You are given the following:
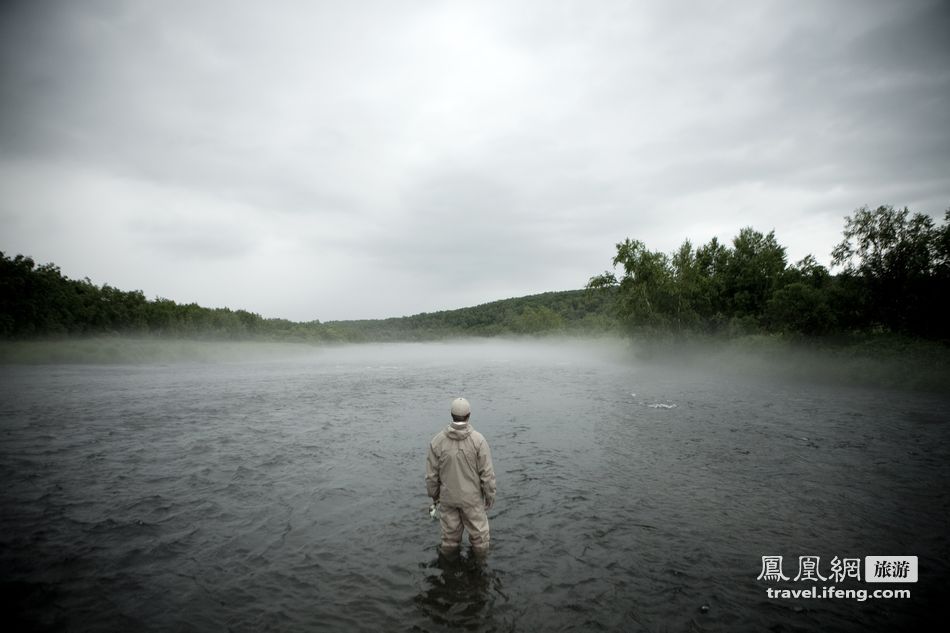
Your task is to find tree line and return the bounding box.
[326,290,616,341]
[0,253,614,341]
[586,205,949,339]
[0,254,333,340]
[3,204,946,342]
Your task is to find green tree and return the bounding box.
[692,237,731,327]
[587,238,675,331]
[669,240,702,329]
[766,282,836,335]
[831,205,948,335]
[723,228,788,324]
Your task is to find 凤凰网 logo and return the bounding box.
[757,555,917,583]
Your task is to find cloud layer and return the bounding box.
[2,0,948,320]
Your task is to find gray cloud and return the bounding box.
[1,0,948,320]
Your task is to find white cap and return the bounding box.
[450,397,471,417]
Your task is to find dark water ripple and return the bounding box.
[1,341,948,632]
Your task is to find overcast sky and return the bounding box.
[2,0,948,321]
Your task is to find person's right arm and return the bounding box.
[425,441,441,501]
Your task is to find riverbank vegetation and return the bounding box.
[587,205,949,341]
[2,205,948,386]
[0,250,615,342]
[580,204,950,391]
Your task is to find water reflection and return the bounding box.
[414,547,507,630]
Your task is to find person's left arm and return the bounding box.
[477,437,496,509]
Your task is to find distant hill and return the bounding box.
[325,289,618,341]
[0,251,616,341]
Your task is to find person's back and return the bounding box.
[426,397,496,555]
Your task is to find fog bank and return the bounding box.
[1,335,946,392]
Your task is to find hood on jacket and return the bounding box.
[445,423,473,441]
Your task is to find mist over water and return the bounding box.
[1,339,947,631]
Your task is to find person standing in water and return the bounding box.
[426,397,496,555]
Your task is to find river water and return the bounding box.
[1,339,947,632]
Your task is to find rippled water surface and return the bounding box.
[1,339,948,632]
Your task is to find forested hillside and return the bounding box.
[2,204,947,344]
[0,254,614,342]
[325,290,616,340]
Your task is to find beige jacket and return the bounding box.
[426,423,496,509]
